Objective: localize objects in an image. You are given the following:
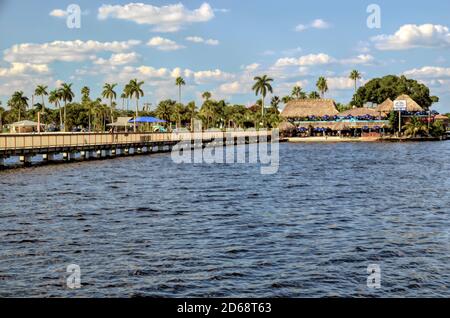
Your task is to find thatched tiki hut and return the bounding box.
[375,94,424,115]
[281,99,339,120]
[278,121,296,137]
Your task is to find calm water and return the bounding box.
[0,142,449,297]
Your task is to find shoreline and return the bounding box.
[287,136,447,143]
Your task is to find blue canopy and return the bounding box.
[128,117,167,123]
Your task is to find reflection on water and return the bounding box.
[0,142,449,297]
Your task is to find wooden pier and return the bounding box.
[0,130,274,168]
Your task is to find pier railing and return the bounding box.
[0,130,271,152]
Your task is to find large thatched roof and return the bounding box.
[395,94,423,112]
[375,95,423,113]
[281,99,339,118]
[278,121,296,131]
[375,98,393,113]
[339,107,382,117]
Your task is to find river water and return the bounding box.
[0,142,449,297]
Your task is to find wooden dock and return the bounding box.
[0,130,274,168]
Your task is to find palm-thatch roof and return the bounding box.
[395,94,423,112]
[281,99,339,118]
[375,95,423,113]
[375,98,393,113]
[278,121,296,131]
[339,107,382,117]
[297,121,389,130]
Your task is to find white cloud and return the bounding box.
[94,52,140,66]
[295,19,331,32]
[49,9,67,18]
[243,63,260,72]
[147,37,185,51]
[372,24,450,50]
[98,2,215,32]
[327,77,361,90]
[403,66,450,79]
[4,40,141,64]
[185,36,219,46]
[0,62,50,77]
[275,53,334,67]
[191,69,235,84]
[340,54,374,65]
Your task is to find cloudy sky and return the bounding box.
[1,0,450,112]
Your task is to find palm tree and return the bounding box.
[271,96,281,110]
[81,86,92,131]
[120,93,127,110]
[316,77,328,98]
[202,91,212,102]
[0,104,5,132]
[49,89,63,129]
[282,95,293,104]
[349,70,362,93]
[252,75,274,122]
[403,117,429,137]
[34,85,48,120]
[127,79,145,132]
[123,85,131,112]
[309,91,320,99]
[291,85,304,99]
[102,83,117,123]
[186,101,197,131]
[175,77,186,104]
[59,83,75,132]
[155,100,175,129]
[9,91,29,121]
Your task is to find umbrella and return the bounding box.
[128,117,167,123]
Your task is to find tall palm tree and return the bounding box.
[102,83,117,123]
[123,85,131,112]
[186,101,197,131]
[120,93,127,110]
[252,75,274,121]
[49,89,63,129]
[59,83,75,132]
[309,91,321,99]
[81,86,92,131]
[127,79,145,132]
[316,77,328,98]
[34,85,48,120]
[349,70,362,93]
[175,77,186,104]
[291,85,304,99]
[202,91,212,102]
[9,91,29,121]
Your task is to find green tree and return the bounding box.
[291,85,305,99]
[309,91,321,99]
[282,95,293,104]
[102,83,117,123]
[175,77,186,104]
[59,83,75,131]
[49,89,63,129]
[127,79,145,132]
[271,96,281,110]
[403,117,428,137]
[155,99,176,130]
[186,101,197,131]
[34,85,48,122]
[349,70,362,93]
[316,77,328,98]
[351,75,439,110]
[9,91,29,121]
[252,75,274,124]
[202,91,212,102]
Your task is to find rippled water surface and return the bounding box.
[1,142,449,297]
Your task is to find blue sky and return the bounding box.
[1,0,450,112]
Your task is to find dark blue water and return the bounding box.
[0,142,449,297]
